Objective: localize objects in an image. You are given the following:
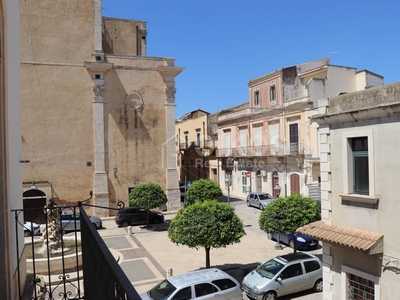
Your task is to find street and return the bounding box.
[98,196,322,299]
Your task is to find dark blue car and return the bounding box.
[267,232,319,250]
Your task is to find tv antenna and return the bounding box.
[328,51,339,57]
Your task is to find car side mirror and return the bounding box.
[276,277,282,283]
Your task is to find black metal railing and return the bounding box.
[14,204,84,300]
[13,196,140,300]
[216,143,305,158]
[79,202,141,300]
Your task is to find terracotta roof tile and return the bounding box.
[297,220,383,255]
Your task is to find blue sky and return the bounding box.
[103,0,399,117]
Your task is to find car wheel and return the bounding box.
[289,239,295,248]
[267,233,273,240]
[24,230,31,237]
[313,279,323,292]
[121,221,129,227]
[247,200,251,207]
[92,223,98,229]
[263,291,276,300]
[259,204,264,210]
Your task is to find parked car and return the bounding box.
[61,213,102,232]
[247,192,275,210]
[242,252,323,300]
[115,207,164,227]
[267,232,319,250]
[23,221,41,237]
[140,268,243,300]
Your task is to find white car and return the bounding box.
[141,268,242,300]
[23,221,41,237]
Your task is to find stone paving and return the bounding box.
[98,198,323,300]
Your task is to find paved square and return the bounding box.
[103,236,132,250]
[120,259,156,282]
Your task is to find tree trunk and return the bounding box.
[205,247,211,268]
[292,232,297,253]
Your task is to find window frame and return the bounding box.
[254,89,260,106]
[340,129,378,204]
[341,265,380,300]
[270,85,276,101]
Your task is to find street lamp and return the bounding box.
[225,176,232,205]
[274,183,281,198]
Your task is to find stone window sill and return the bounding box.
[339,194,379,204]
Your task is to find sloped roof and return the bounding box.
[297,220,383,255]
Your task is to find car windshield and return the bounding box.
[149,279,176,300]
[258,193,273,200]
[256,259,284,279]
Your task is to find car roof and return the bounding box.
[167,268,234,287]
[251,192,273,196]
[275,252,317,263]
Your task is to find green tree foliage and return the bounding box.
[259,193,321,252]
[185,178,223,205]
[129,182,168,228]
[168,200,245,268]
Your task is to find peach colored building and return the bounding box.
[216,58,383,200]
[175,110,219,194]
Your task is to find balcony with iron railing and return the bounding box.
[13,198,140,300]
[179,140,216,151]
[216,143,305,158]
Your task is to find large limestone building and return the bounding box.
[20,0,183,216]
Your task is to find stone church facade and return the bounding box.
[20,0,183,215]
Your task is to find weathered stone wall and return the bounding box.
[328,81,400,114]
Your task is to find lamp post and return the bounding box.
[273,183,283,250]
[225,176,232,205]
[274,183,281,198]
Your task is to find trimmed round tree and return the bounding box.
[129,182,168,228]
[185,178,223,205]
[168,200,245,268]
[259,193,320,252]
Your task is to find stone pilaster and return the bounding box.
[85,61,113,216]
[94,0,102,52]
[158,64,183,211]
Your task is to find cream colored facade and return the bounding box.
[305,82,400,300]
[20,0,183,215]
[216,58,383,200]
[175,110,218,190]
[0,0,25,298]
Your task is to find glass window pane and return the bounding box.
[354,155,369,194]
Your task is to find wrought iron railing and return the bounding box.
[12,195,140,300]
[79,202,141,300]
[216,143,305,158]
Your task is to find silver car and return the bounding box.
[242,252,323,300]
[61,213,102,231]
[246,192,275,210]
[140,268,242,300]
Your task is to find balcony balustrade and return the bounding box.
[216,143,304,158]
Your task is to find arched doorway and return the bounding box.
[23,189,47,223]
[272,171,279,198]
[256,170,262,192]
[290,173,300,194]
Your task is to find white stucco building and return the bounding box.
[298,82,400,299]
